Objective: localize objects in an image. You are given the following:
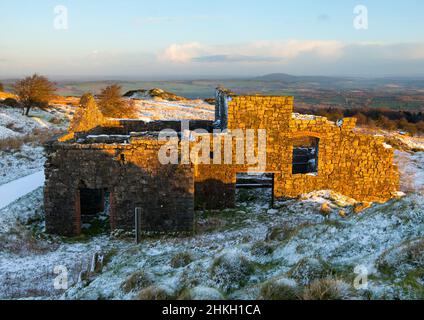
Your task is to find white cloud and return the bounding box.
[159,42,205,63]
[160,40,345,64]
[355,42,424,60]
[154,41,424,76]
[247,40,344,59]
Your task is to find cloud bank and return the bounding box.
[155,40,424,77]
[2,40,424,78]
[160,40,345,63]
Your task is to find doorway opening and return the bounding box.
[79,188,110,235]
[236,173,275,208]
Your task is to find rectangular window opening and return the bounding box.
[292,137,319,175]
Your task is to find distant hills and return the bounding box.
[255,73,349,83]
[255,73,424,89]
[256,72,424,82]
[2,74,424,111]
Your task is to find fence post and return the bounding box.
[135,207,142,244]
[270,173,275,209]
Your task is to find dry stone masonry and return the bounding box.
[44,88,400,236]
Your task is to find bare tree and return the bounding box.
[0,82,4,92]
[98,84,138,118]
[13,74,56,116]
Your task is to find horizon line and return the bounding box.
[2,72,424,82]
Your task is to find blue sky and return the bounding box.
[1,0,424,79]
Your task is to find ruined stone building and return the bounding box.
[44,89,400,236]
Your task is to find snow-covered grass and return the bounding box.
[0,181,423,300]
[133,99,214,121]
[0,98,423,300]
[0,188,121,299]
[396,151,424,195]
[0,107,69,139]
[0,105,70,185]
[0,145,45,185]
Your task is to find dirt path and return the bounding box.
[0,171,44,209]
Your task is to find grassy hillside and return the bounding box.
[52,78,424,111]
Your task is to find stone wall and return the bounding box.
[45,88,400,236]
[60,95,106,142]
[194,90,399,209]
[280,116,399,202]
[72,119,214,139]
[44,137,194,236]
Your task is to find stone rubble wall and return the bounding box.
[194,93,399,209]
[44,138,194,236]
[60,95,106,142]
[45,89,400,236]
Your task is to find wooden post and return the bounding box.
[75,190,82,236]
[270,174,275,209]
[135,207,142,244]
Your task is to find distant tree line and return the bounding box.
[296,106,424,135]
